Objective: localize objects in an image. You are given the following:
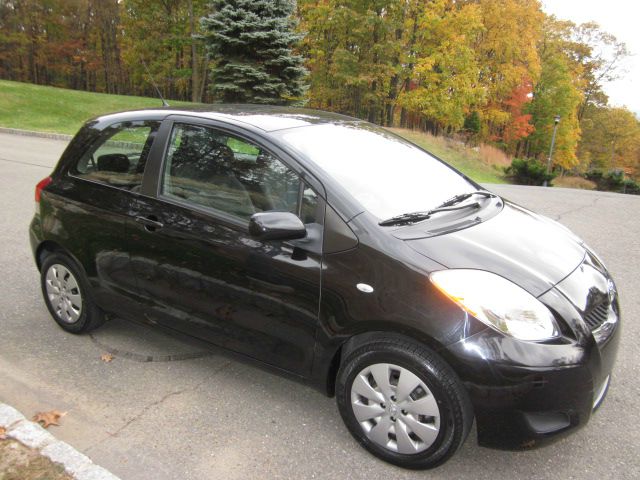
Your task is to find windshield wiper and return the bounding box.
[435,190,496,209]
[379,201,481,226]
[379,191,496,227]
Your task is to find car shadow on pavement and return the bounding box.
[84,315,604,479]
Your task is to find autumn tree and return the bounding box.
[300,0,404,122]
[501,79,535,154]
[579,106,640,176]
[301,0,484,130]
[201,0,306,104]
[0,0,125,93]
[473,0,543,140]
[525,18,583,170]
[121,0,208,102]
[397,0,484,133]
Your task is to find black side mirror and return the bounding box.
[248,211,306,241]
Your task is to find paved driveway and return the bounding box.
[0,132,638,479]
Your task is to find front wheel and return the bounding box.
[40,253,105,333]
[336,337,473,469]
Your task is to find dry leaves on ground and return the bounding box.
[32,410,67,429]
[0,426,6,440]
[101,353,114,363]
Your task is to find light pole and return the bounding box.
[544,114,560,187]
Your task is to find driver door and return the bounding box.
[125,120,324,376]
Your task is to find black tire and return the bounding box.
[336,337,473,469]
[40,252,105,334]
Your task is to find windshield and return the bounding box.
[278,123,476,219]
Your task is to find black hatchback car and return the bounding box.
[30,106,620,469]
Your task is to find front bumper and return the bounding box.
[443,286,620,450]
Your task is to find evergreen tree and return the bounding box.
[200,0,307,104]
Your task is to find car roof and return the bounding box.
[91,104,361,132]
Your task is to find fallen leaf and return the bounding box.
[101,353,114,363]
[0,426,6,440]
[32,410,67,429]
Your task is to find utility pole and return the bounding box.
[544,115,561,187]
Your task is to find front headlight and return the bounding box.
[430,269,560,341]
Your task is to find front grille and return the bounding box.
[583,301,610,330]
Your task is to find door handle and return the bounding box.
[247,276,295,294]
[135,215,164,231]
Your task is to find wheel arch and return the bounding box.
[321,328,449,397]
[35,240,83,273]
[36,240,64,270]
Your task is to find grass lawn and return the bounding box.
[1,80,508,183]
[0,79,191,135]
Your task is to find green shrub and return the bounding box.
[585,170,604,185]
[586,170,639,194]
[604,170,625,190]
[504,158,556,186]
[622,179,640,195]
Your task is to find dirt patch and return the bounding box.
[553,176,597,190]
[0,438,72,480]
[478,143,511,167]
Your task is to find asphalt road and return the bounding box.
[0,132,638,480]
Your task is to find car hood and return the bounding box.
[404,201,586,297]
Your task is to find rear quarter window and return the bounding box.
[71,121,160,191]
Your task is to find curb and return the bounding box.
[0,403,121,480]
[0,127,73,141]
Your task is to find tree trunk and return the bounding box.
[400,107,407,128]
[386,74,399,126]
[199,57,209,102]
[189,0,200,103]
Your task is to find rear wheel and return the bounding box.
[336,337,473,469]
[40,253,105,333]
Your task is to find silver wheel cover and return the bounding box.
[350,363,441,454]
[45,264,82,324]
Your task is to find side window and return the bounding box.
[162,123,319,222]
[72,121,159,191]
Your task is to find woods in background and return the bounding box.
[0,0,208,101]
[0,0,638,177]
